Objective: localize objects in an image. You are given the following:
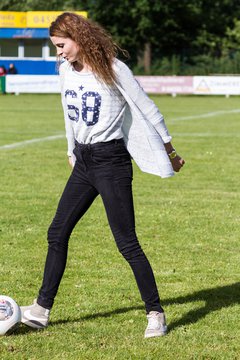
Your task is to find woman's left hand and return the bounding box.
[170,155,185,172]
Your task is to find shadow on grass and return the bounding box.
[13,282,240,335]
[13,305,144,336]
[162,281,240,332]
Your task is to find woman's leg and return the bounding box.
[91,142,163,314]
[38,164,98,309]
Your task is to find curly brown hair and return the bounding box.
[49,12,127,85]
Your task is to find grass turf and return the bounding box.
[0,94,239,359]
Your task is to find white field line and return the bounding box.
[172,132,240,137]
[0,134,65,150]
[0,108,239,151]
[172,108,240,122]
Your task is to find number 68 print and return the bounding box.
[65,89,102,126]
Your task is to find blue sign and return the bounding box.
[0,28,49,38]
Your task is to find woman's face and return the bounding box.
[50,36,80,63]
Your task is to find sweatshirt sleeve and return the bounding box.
[59,62,76,159]
[115,60,172,143]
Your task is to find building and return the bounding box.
[0,11,87,75]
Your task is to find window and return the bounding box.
[24,39,43,57]
[47,39,56,57]
[0,39,18,57]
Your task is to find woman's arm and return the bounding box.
[59,62,76,167]
[115,60,171,142]
[115,60,185,172]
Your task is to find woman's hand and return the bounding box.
[170,154,185,172]
[164,142,185,173]
[68,156,74,168]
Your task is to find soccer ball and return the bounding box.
[0,295,21,335]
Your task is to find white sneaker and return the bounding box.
[144,311,167,338]
[20,299,50,329]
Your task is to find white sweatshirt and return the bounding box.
[60,59,174,178]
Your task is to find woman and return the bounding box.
[21,12,185,338]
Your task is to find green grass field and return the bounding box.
[0,94,239,359]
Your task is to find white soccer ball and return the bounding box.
[0,295,21,335]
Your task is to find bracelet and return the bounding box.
[168,149,177,160]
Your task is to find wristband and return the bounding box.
[168,149,177,160]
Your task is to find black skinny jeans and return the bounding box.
[38,139,163,314]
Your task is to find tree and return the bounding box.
[0,0,62,11]
[87,0,205,72]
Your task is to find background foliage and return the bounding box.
[1,1,240,74]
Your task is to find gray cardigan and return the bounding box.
[114,59,174,178]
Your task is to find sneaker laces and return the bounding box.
[146,311,162,330]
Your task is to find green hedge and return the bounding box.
[134,52,240,75]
